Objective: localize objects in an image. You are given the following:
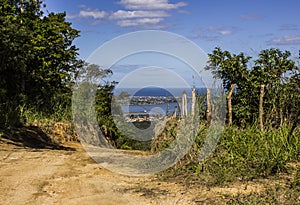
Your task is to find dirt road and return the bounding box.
[2,135,292,205]
[1,142,147,204]
[0,139,201,205]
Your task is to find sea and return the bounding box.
[114,87,207,115]
[114,87,207,97]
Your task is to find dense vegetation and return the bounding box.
[206,47,300,129]
[0,0,82,127]
[156,48,300,190]
[0,1,299,202]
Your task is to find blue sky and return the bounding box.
[44,0,300,58]
[44,0,300,88]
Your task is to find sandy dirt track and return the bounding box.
[0,139,203,205]
[2,134,289,205]
[0,142,148,204]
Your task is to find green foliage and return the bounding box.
[151,119,179,153]
[206,47,299,127]
[95,82,120,145]
[160,123,300,186]
[196,125,300,184]
[206,47,251,91]
[0,0,81,127]
[93,75,151,150]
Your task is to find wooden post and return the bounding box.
[20,0,25,13]
[181,91,187,117]
[172,106,178,118]
[191,88,196,116]
[227,84,235,125]
[259,84,265,131]
[206,88,212,126]
[177,97,181,116]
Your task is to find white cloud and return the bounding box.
[110,10,169,19]
[72,1,187,28]
[113,1,187,28]
[66,14,78,19]
[208,26,237,35]
[79,10,107,19]
[118,0,187,10]
[219,30,234,35]
[267,35,300,45]
[116,18,164,27]
[191,26,238,41]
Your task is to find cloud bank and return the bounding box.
[267,35,300,45]
[69,0,187,28]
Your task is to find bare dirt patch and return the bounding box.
[1,130,298,204]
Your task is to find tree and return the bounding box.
[0,0,81,127]
[252,49,297,127]
[205,47,251,125]
[206,47,298,128]
[285,56,300,136]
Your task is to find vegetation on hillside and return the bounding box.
[0,0,82,127]
[0,1,299,202]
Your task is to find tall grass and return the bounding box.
[159,123,300,185]
[196,124,300,184]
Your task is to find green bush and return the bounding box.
[198,125,300,184]
[160,124,300,186]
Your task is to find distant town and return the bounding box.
[116,91,178,105]
[116,94,180,122]
[129,96,177,105]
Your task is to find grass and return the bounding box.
[226,182,300,204]
[157,123,300,187]
[204,126,296,183]
[209,125,299,182]
[152,123,300,204]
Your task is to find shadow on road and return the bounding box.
[0,126,75,150]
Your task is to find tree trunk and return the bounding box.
[191,88,196,116]
[259,84,265,131]
[280,107,284,126]
[227,84,235,125]
[206,88,212,126]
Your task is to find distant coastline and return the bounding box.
[113,87,207,97]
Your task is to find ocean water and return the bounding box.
[117,87,202,115]
[114,87,207,97]
[122,102,180,115]
[114,86,223,116]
